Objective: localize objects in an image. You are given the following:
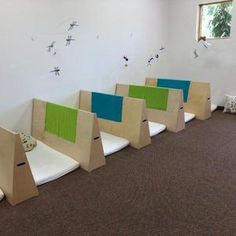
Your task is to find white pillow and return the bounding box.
[223,95,236,114]
[20,133,37,152]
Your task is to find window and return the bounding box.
[198,0,233,40]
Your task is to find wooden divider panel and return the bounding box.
[115,84,185,133]
[32,99,105,172]
[145,78,157,87]
[79,91,151,149]
[185,82,211,120]
[145,78,211,120]
[0,127,38,206]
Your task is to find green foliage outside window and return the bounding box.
[201,1,233,39]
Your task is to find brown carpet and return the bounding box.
[1,110,236,236]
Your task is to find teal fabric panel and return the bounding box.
[128,85,169,111]
[157,78,191,102]
[91,92,123,122]
[45,102,78,143]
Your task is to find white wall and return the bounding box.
[162,0,236,105]
[3,0,232,133]
[0,0,169,133]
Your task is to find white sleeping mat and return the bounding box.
[211,103,218,112]
[184,112,196,123]
[0,189,4,201]
[26,141,79,186]
[100,132,129,156]
[148,121,166,137]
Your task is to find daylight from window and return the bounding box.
[200,1,233,39]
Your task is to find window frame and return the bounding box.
[198,0,233,41]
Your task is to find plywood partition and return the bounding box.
[0,127,38,206]
[79,91,151,149]
[146,78,211,120]
[185,82,211,120]
[32,99,105,172]
[115,84,185,133]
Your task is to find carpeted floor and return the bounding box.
[0,110,236,235]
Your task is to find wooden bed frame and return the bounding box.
[32,99,106,172]
[79,91,151,149]
[145,78,211,120]
[115,84,185,133]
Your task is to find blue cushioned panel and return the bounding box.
[157,78,191,102]
[92,92,123,122]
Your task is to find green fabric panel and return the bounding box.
[128,85,169,111]
[45,102,78,143]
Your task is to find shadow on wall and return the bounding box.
[0,92,83,134]
[0,100,33,134]
[61,92,80,108]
